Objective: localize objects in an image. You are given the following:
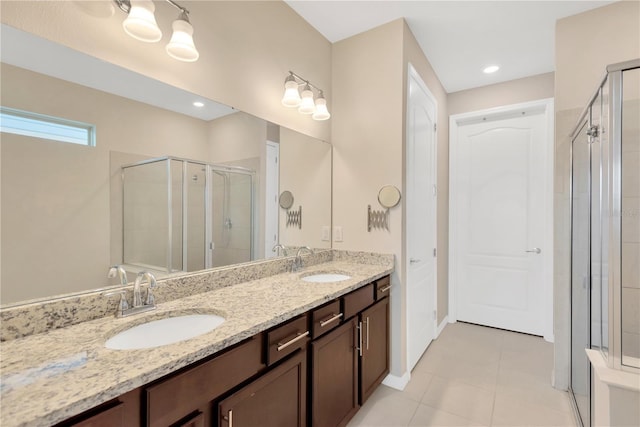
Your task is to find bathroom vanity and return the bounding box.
[0,252,393,427]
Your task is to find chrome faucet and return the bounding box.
[104,267,157,317]
[133,271,157,308]
[291,246,313,272]
[272,243,288,256]
[106,265,130,314]
[108,265,129,287]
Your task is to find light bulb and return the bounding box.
[166,14,199,62]
[298,84,315,115]
[312,93,330,121]
[123,0,162,43]
[281,75,301,107]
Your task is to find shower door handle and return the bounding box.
[526,247,542,254]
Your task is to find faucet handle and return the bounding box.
[103,289,130,315]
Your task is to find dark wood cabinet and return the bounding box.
[311,318,359,427]
[218,350,307,427]
[54,388,141,427]
[146,334,265,427]
[56,275,391,427]
[359,297,389,404]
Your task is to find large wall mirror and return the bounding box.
[0,25,332,306]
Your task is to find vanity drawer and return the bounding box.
[374,276,392,300]
[267,314,309,365]
[343,283,374,320]
[146,334,265,427]
[311,300,343,339]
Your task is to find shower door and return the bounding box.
[570,120,591,427]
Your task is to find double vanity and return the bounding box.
[0,250,393,427]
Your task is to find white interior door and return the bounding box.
[452,106,550,336]
[264,141,279,258]
[406,65,437,371]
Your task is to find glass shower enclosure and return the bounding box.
[122,157,254,274]
[569,59,639,426]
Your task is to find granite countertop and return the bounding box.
[0,258,393,427]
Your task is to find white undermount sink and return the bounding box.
[301,273,351,283]
[105,314,225,350]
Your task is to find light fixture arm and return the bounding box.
[287,71,324,93]
[114,0,190,16]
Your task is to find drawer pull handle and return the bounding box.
[277,331,309,352]
[320,312,343,327]
[379,284,392,293]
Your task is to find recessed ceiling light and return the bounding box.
[193,101,205,107]
[483,65,500,74]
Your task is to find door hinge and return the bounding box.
[433,248,437,257]
[433,310,437,320]
[434,123,437,132]
[433,184,437,196]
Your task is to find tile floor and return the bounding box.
[347,322,577,427]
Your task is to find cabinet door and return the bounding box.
[311,318,359,427]
[360,297,389,404]
[219,350,307,427]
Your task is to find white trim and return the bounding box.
[435,315,449,338]
[382,371,411,391]
[448,98,555,339]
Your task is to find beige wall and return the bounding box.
[279,128,332,249]
[332,19,405,377]
[0,1,332,142]
[554,0,640,389]
[332,18,448,379]
[448,73,555,116]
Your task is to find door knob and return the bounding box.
[526,248,542,254]
[410,258,421,264]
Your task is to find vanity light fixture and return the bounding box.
[114,0,199,62]
[281,71,330,121]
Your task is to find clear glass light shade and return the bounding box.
[298,86,315,115]
[281,79,301,107]
[123,0,162,43]
[166,18,199,62]
[312,96,330,121]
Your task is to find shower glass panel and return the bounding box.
[209,169,253,268]
[186,162,206,272]
[170,159,183,272]
[570,60,640,427]
[590,88,603,353]
[122,157,254,274]
[621,67,640,368]
[123,159,171,271]
[571,119,591,427]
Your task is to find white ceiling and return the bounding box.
[285,0,615,93]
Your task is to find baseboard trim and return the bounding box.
[382,371,411,391]
[435,315,449,338]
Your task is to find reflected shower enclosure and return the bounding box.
[122,157,254,273]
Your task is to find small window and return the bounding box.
[0,107,95,146]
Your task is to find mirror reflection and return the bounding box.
[0,27,332,306]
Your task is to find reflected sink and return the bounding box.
[105,314,225,350]
[301,273,351,283]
